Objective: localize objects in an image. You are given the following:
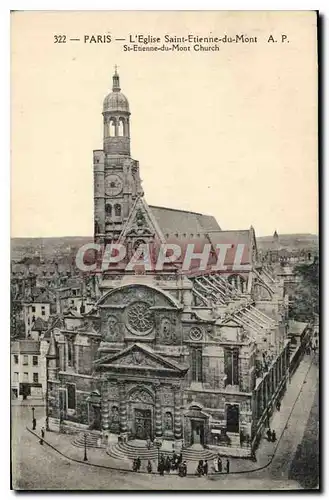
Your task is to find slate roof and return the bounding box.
[149,205,220,236]
[11,340,40,354]
[32,317,48,331]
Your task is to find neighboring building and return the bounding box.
[11,340,43,399]
[23,295,52,338]
[45,70,291,458]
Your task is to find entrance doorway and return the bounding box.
[90,405,101,430]
[134,408,152,440]
[191,420,205,446]
[226,404,239,433]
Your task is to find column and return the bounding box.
[74,344,79,373]
[173,384,182,440]
[118,382,128,434]
[154,383,162,438]
[64,342,68,371]
[101,381,109,432]
[237,275,241,292]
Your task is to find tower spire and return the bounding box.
[112,65,121,92]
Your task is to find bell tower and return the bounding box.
[103,66,131,156]
[93,68,143,245]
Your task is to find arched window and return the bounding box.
[118,118,124,136]
[114,204,121,217]
[105,204,112,216]
[109,119,116,137]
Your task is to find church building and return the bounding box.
[46,69,290,458]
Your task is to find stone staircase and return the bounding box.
[107,440,217,463]
[107,441,159,461]
[72,431,105,449]
[182,445,217,462]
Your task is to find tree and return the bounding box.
[289,259,319,322]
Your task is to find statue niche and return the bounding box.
[104,315,120,341]
[160,317,176,344]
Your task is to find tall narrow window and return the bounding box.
[191,347,203,382]
[67,340,74,367]
[114,204,121,217]
[67,383,76,410]
[224,348,239,386]
[118,118,124,136]
[109,119,116,137]
[105,204,112,217]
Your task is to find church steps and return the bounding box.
[107,440,217,464]
[72,431,105,449]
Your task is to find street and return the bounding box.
[11,354,319,491]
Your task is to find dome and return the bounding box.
[103,68,130,113]
[103,92,130,113]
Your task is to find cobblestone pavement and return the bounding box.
[11,353,318,490]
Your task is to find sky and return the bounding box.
[11,11,318,238]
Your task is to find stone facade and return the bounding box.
[46,70,290,458]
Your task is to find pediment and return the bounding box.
[95,343,187,374]
[216,316,242,328]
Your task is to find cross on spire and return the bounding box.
[112,65,121,92]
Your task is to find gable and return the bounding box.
[118,196,166,244]
[95,343,187,374]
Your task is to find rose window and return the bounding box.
[126,301,154,335]
[189,327,203,341]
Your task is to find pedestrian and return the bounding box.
[178,452,183,465]
[32,418,36,430]
[271,430,277,442]
[136,456,141,472]
[226,459,230,474]
[165,455,171,473]
[159,459,165,476]
[132,458,137,472]
[182,461,187,477]
[217,456,222,472]
[196,459,203,476]
[276,401,281,412]
[266,428,272,441]
[178,462,184,477]
[203,460,208,475]
[147,460,152,473]
[39,427,45,445]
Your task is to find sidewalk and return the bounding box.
[27,354,315,477]
[12,397,45,407]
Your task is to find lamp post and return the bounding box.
[155,440,162,469]
[45,359,50,431]
[83,432,88,461]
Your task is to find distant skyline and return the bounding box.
[11,11,318,238]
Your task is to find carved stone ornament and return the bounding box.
[128,387,154,404]
[160,317,176,344]
[104,315,119,341]
[189,326,203,341]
